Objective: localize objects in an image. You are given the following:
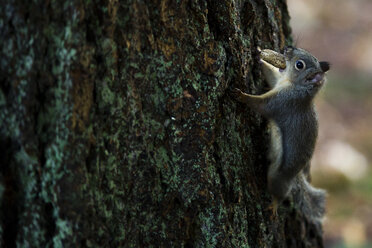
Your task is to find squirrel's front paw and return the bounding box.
[230,88,244,102]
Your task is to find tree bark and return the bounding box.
[0,0,324,247]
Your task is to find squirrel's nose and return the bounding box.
[319,61,330,72]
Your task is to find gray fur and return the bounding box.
[292,173,326,220]
[232,47,330,219]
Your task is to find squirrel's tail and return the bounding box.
[291,173,326,221]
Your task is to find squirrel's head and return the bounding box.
[284,46,330,93]
[260,46,330,98]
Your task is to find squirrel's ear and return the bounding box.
[320,61,330,72]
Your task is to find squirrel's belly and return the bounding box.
[267,120,283,179]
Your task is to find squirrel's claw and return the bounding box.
[230,88,244,102]
[266,199,279,219]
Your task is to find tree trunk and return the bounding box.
[0,0,324,247]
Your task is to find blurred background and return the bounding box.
[287,0,372,247]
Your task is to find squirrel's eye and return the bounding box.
[295,60,306,70]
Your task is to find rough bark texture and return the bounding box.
[0,0,324,247]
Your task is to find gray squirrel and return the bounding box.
[232,47,330,219]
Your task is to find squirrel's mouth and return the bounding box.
[306,72,324,86]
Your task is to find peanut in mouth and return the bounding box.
[259,49,286,70]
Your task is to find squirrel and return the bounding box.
[232,46,330,219]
